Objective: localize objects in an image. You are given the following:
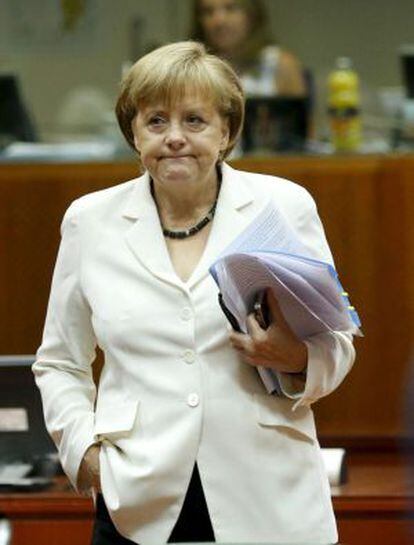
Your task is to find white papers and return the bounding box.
[211,202,361,336]
[209,202,361,394]
[216,201,309,258]
[214,251,360,337]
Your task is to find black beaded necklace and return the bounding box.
[150,178,221,240]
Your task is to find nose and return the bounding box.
[209,8,227,26]
[164,121,186,149]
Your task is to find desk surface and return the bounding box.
[0,452,413,545]
[1,452,413,516]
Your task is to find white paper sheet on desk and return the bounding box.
[209,202,362,394]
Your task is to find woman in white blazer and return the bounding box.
[33,41,355,544]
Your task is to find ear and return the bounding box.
[133,134,141,153]
[220,119,230,152]
[131,117,141,153]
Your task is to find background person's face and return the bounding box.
[199,0,250,56]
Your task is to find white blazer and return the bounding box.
[34,163,355,544]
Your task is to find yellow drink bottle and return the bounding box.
[328,57,362,152]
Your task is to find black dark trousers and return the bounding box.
[91,464,215,544]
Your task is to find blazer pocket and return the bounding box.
[253,393,316,444]
[93,400,139,442]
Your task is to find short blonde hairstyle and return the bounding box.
[115,41,244,158]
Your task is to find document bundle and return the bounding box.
[209,202,361,394]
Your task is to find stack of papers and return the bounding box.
[210,203,361,394]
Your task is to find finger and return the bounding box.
[240,353,260,367]
[229,336,249,354]
[229,332,248,349]
[266,289,288,328]
[230,340,246,353]
[231,335,256,357]
[246,313,266,337]
[229,330,247,343]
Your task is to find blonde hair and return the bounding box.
[115,41,244,158]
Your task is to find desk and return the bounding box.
[1,154,414,443]
[0,477,93,545]
[333,452,414,545]
[0,453,413,545]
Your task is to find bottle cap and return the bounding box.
[336,57,353,70]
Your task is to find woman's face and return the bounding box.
[198,0,250,56]
[132,91,229,188]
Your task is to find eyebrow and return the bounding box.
[143,104,212,115]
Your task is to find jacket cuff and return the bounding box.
[291,331,354,410]
[58,412,96,492]
[277,371,307,400]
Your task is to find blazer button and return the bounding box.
[181,307,192,321]
[187,393,199,407]
[182,349,195,364]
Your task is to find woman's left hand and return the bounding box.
[229,289,308,374]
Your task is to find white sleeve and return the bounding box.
[276,186,356,408]
[32,203,97,489]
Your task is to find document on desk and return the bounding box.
[210,202,362,394]
[0,463,32,482]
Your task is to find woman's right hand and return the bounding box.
[77,443,101,495]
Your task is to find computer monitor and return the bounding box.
[242,96,309,154]
[0,355,56,463]
[0,75,37,145]
[400,45,414,99]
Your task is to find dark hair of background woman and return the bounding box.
[190,0,275,65]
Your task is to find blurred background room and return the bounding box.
[1,2,414,545]
[1,0,414,156]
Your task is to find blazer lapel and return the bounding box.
[123,172,181,288]
[188,163,255,289]
[122,164,257,290]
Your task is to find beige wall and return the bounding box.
[1,0,413,139]
[0,0,179,137]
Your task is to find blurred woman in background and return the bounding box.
[190,0,307,97]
